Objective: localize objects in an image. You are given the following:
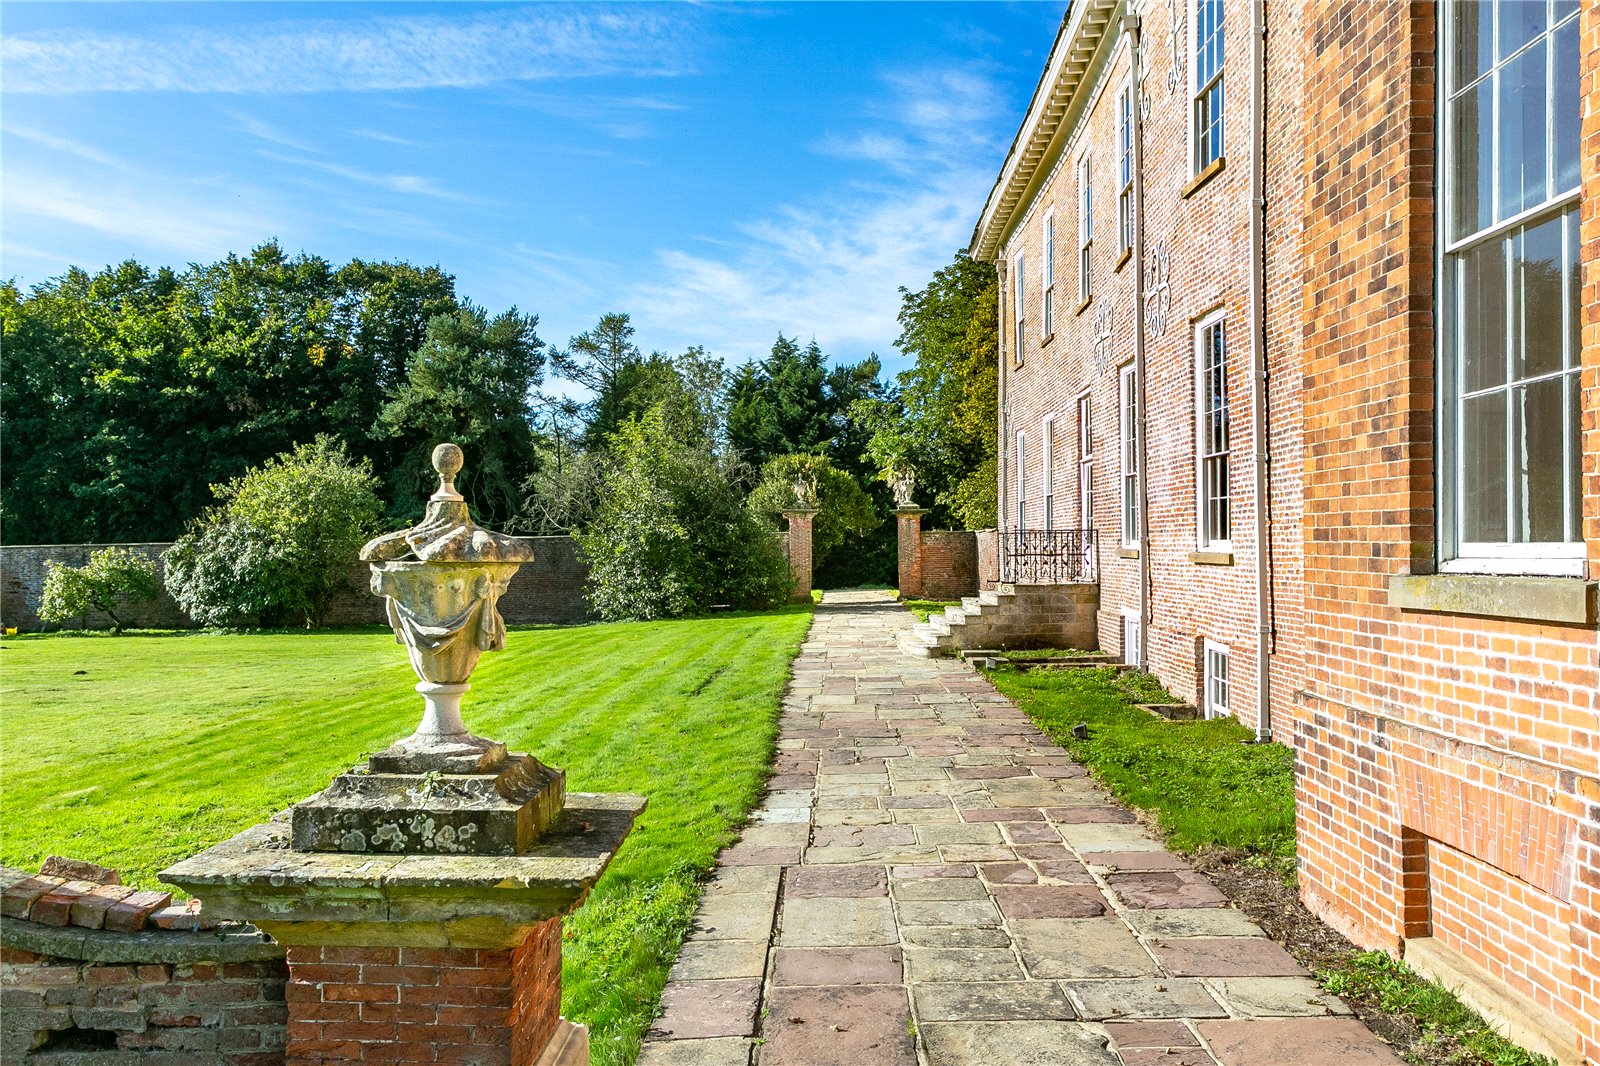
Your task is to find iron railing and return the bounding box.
[999,529,1098,584]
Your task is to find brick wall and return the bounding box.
[991,0,1305,730]
[282,920,561,1065]
[1,948,288,1063]
[1295,2,1600,1059]
[918,531,979,600]
[1,537,593,631]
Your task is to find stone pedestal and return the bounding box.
[161,793,645,1065]
[895,507,928,599]
[782,508,818,604]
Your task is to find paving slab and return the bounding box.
[1011,918,1158,979]
[1106,871,1230,909]
[903,947,1027,982]
[918,1020,1120,1065]
[1104,1019,1202,1048]
[1122,907,1266,939]
[779,896,899,946]
[1063,978,1227,1020]
[1211,976,1352,1017]
[648,978,762,1040]
[1196,1018,1406,1065]
[1151,937,1309,977]
[891,876,989,901]
[758,984,917,1066]
[783,864,886,899]
[636,1037,755,1066]
[669,939,768,981]
[913,980,1076,1021]
[770,946,903,986]
[993,884,1107,919]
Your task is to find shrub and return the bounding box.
[163,436,383,626]
[37,547,160,632]
[577,407,790,621]
[746,453,877,569]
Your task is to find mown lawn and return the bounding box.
[0,608,812,1066]
[984,664,1296,859]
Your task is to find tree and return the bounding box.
[37,547,160,632]
[859,250,999,529]
[553,313,648,447]
[378,303,544,527]
[575,407,789,621]
[163,437,383,626]
[747,453,877,569]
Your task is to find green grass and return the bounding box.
[901,599,960,623]
[1321,953,1556,1066]
[1,608,812,1066]
[985,663,1553,1066]
[985,664,1295,860]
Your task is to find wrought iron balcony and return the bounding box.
[999,529,1098,584]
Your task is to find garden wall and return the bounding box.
[918,531,978,600]
[1,864,287,1063]
[0,537,593,631]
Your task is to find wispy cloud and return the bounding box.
[5,173,271,257]
[3,126,137,174]
[351,128,421,147]
[228,111,321,153]
[255,150,474,202]
[626,65,1007,363]
[3,7,696,95]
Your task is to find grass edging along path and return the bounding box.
[0,607,813,1066]
[900,598,960,623]
[983,663,1555,1066]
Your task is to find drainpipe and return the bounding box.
[1126,10,1151,673]
[1248,0,1272,743]
[998,259,1009,548]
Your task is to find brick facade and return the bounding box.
[975,1,1599,1059]
[918,530,980,600]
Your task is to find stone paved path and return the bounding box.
[638,590,1402,1066]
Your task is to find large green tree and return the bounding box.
[859,250,999,529]
[378,304,545,528]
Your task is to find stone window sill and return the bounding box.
[1040,331,1055,348]
[1076,296,1092,316]
[1115,248,1132,272]
[1189,550,1233,566]
[1387,573,1597,626]
[1182,156,1226,199]
[1118,546,1140,559]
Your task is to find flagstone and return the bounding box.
[901,925,1014,948]
[1062,978,1226,1020]
[890,876,989,901]
[758,985,918,1066]
[1195,1019,1405,1065]
[1150,937,1308,977]
[917,1021,1120,1066]
[1212,977,1352,1017]
[993,885,1107,919]
[896,897,1004,927]
[648,978,762,1040]
[912,980,1075,1021]
[770,946,903,986]
[1106,871,1230,909]
[636,1037,757,1066]
[1104,1019,1202,1047]
[1123,907,1266,939]
[904,947,1027,983]
[669,939,769,981]
[1011,918,1156,979]
[779,896,898,946]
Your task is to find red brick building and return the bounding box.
[971,2,1598,1060]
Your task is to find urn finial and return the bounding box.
[431,443,465,502]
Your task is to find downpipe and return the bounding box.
[1248,0,1273,744]
[1126,10,1152,674]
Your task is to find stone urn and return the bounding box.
[358,442,535,773]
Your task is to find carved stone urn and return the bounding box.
[358,442,534,773]
[285,442,565,855]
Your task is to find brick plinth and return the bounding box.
[783,510,816,603]
[895,509,926,598]
[283,919,561,1065]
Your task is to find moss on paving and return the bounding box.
[1,607,812,1066]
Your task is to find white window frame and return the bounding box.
[1194,310,1231,551]
[1042,210,1056,339]
[1013,251,1027,366]
[1015,430,1028,532]
[1042,416,1055,531]
[1118,79,1134,253]
[1077,393,1094,530]
[1190,0,1225,175]
[1119,363,1139,549]
[1438,1,1584,577]
[1078,155,1093,304]
[1121,610,1141,666]
[1202,640,1230,720]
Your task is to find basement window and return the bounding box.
[1203,640,1230,720]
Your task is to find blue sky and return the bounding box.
[1,2,1063,376]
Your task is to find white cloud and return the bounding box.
[5,173,270,258]
[624,65,1006,365]
[255,150,475,202]
[3,7,695,95]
